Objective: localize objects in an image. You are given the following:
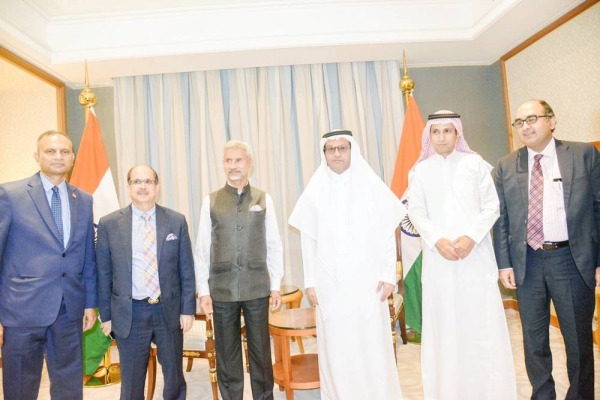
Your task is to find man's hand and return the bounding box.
[270,291,281,310]
[376,281,395,302]
[452,236,475,259]
[101,321,112,337]
[199,295,213,319]
[595,267,600,286]
[0,322,4,348]
[435,238,460,261]
[306,287,319,306]
[180,315,194,333]
[499,269,517,290]
[82,308,97,332]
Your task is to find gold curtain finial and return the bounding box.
[399,50,414,106]
[78,60,96,122]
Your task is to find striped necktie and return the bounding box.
[51,186,64,246]
[142,213,161,299]
[527,154,544,249]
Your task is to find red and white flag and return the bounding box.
[70,108,120,222]
[70,107,120,376]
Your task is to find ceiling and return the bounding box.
[0,0,586,88]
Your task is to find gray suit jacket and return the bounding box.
[492,139,600,288]
[0,173,97,326]
[96,204,196,338]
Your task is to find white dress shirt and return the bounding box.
[527,139,569,242]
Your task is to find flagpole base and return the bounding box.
[84,363,121,387]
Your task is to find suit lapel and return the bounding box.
[155,205,168,262]
[516,147,529,208]
[28,173,62,245]
[118,206,134,276]
[555,140,573,211]
[66,184,79,249]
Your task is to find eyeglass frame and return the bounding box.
[128,179,158,186]
[323,144,351,155]
[512,115,548,129]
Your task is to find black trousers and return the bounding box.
[213,296,274,400]
[517,246,595,400]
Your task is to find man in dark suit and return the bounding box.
[97,165,196,400]
[493,99,600,399]
[0,130,97,399]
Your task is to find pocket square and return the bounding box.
[166,233,178,241]
[249,205,263,212]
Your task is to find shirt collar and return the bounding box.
[39,172,67,193]
[527,138,556,161]
[132,204,156,219]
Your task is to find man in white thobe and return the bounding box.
[407,111,516,400]
[289,129,405,400]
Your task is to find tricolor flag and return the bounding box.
[391,95,424,335]
[70,108,120,376]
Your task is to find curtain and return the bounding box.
[113,61,404,287]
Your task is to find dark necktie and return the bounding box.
[527,154,544,249]
[51,186,64,246]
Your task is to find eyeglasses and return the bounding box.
[129,179,157,186]
[323,145,351,155]
[512,115,548,128]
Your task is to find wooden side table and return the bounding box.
[273,285,305,353]
[269,308,319,400]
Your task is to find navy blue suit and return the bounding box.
[96,204,196,400]
[0,172,97,399]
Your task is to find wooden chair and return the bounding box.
[390,228,408,362]
[146,312,217,400]
[594,287,600,346]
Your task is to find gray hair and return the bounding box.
[224,140,253,159]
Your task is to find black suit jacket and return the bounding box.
[96,204,196,338]
[493,139,600,289]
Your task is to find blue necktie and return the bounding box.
[51,186,64,245]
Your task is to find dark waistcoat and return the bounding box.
[209,183,269,302]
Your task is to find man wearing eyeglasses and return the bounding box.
[289,129,405,399]
[96,165,196,400]
[493,100,600,399]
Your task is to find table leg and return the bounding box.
[281,336,294,400]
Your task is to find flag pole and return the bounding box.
[399,50,414,107]
[78,60,96,123]
[78,62,122,388]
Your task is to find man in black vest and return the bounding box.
[195,140,284,400]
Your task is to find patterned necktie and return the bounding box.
[51,186,64,246]
[527,154,544,249]
[142,213,161,299]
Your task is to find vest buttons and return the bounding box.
[237,226,242,231]
[238,246,242,251]
[62,273,66,277]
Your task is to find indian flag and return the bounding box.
[391,95,424,334]
[70,107,120,375]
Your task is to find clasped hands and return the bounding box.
[435,235,475,261]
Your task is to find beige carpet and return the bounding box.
[1,309,599,399]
